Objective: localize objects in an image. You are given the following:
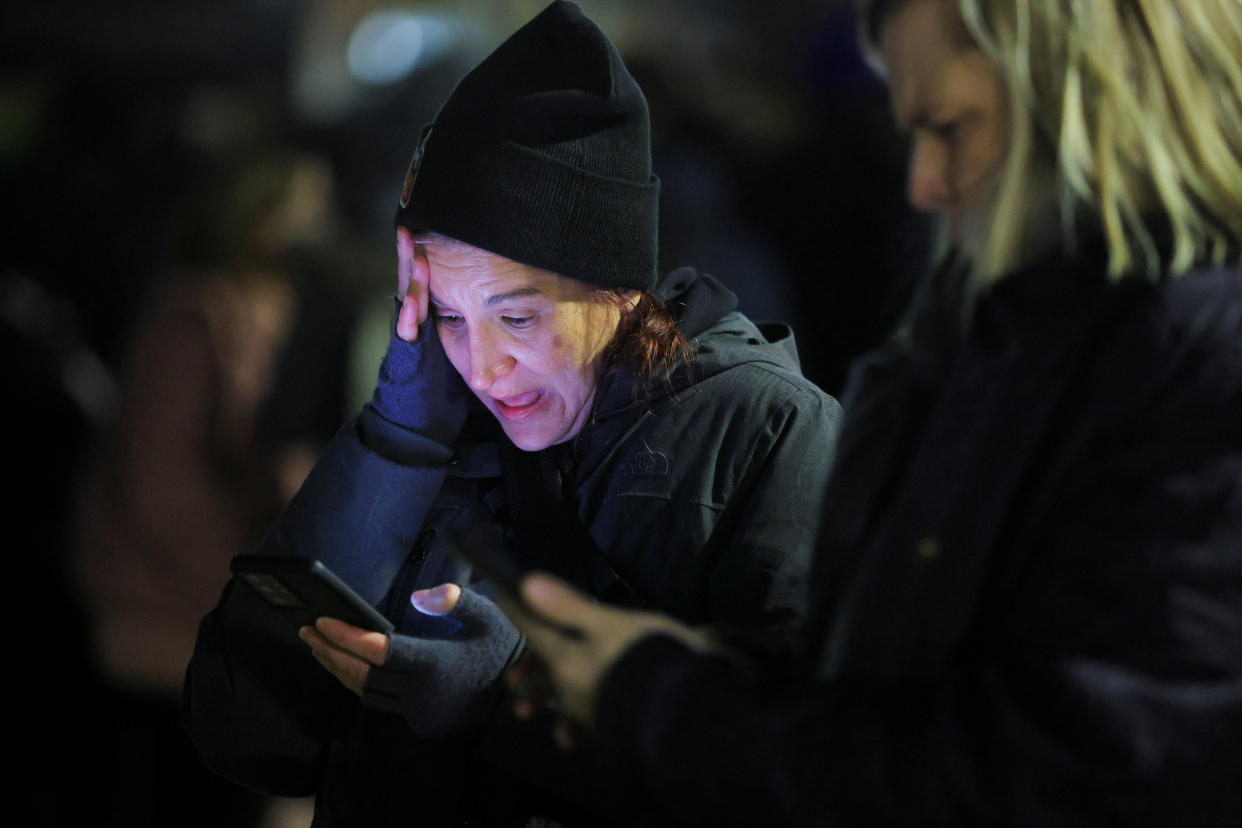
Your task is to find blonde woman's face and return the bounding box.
[881,0,1009,238]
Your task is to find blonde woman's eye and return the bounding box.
[503,315,534,329]
[931,120,959,141]
[435,312,463,328]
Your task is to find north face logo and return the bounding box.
[619,449,669,477]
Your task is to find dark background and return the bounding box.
[2,0,928,389]
[2,1,926,824]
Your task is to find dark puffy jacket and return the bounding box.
[183,267,842,826]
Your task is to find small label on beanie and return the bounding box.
[400,124,434,208]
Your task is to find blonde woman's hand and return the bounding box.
[499,573,714,727]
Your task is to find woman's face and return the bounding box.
[880,0,1009,239]
[424,241,623,452]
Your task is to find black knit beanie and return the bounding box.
[394,0,659,291]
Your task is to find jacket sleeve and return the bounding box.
[590,389,1242,827]
[182,407,455,795]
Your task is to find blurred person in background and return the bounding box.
[184,3,840,826]
[72,148,353,827]
[501,1,1242,824]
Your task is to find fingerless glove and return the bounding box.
[363,587,524,738]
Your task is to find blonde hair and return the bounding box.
[864,0,1242,282]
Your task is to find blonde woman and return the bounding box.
[502,1,1242,824]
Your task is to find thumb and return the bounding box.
[410,582,462,616]
[440,585,499,623]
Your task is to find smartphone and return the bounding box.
[230,556,394,634]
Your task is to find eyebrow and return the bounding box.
[429,286,543,308]
[486,287,542,306]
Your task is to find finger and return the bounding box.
[396,246,432,341]
[507,613,568,667]
[396,227,415,297]
[397,291,420,342]
[520,573,598,630]
[410,582,463,616]
[300,626,371,695]
[396,228,420,341]
[505,651,556,708]
[497,597,572,670]
[553,718,580,752]
[494,589,558,652]
[313,617,390,666]
[411,243,430,326]
[509,673,557,721]
[513,697,537,720]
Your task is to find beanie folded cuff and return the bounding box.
[396,125,659,291]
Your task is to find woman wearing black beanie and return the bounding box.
[184,3,842,826]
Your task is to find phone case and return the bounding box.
[230,556,395,633]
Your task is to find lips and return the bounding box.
[493,390,544,422]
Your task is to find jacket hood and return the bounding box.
[591,267,805,419]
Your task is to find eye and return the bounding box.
[930,119,960,141]
[502,315,534,329]
[434,310,464,329]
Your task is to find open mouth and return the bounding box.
[493,390,544,422]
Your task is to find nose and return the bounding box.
[466,327,515,391]
[906,134,952,213]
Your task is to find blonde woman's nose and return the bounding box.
[906,135,953,213]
